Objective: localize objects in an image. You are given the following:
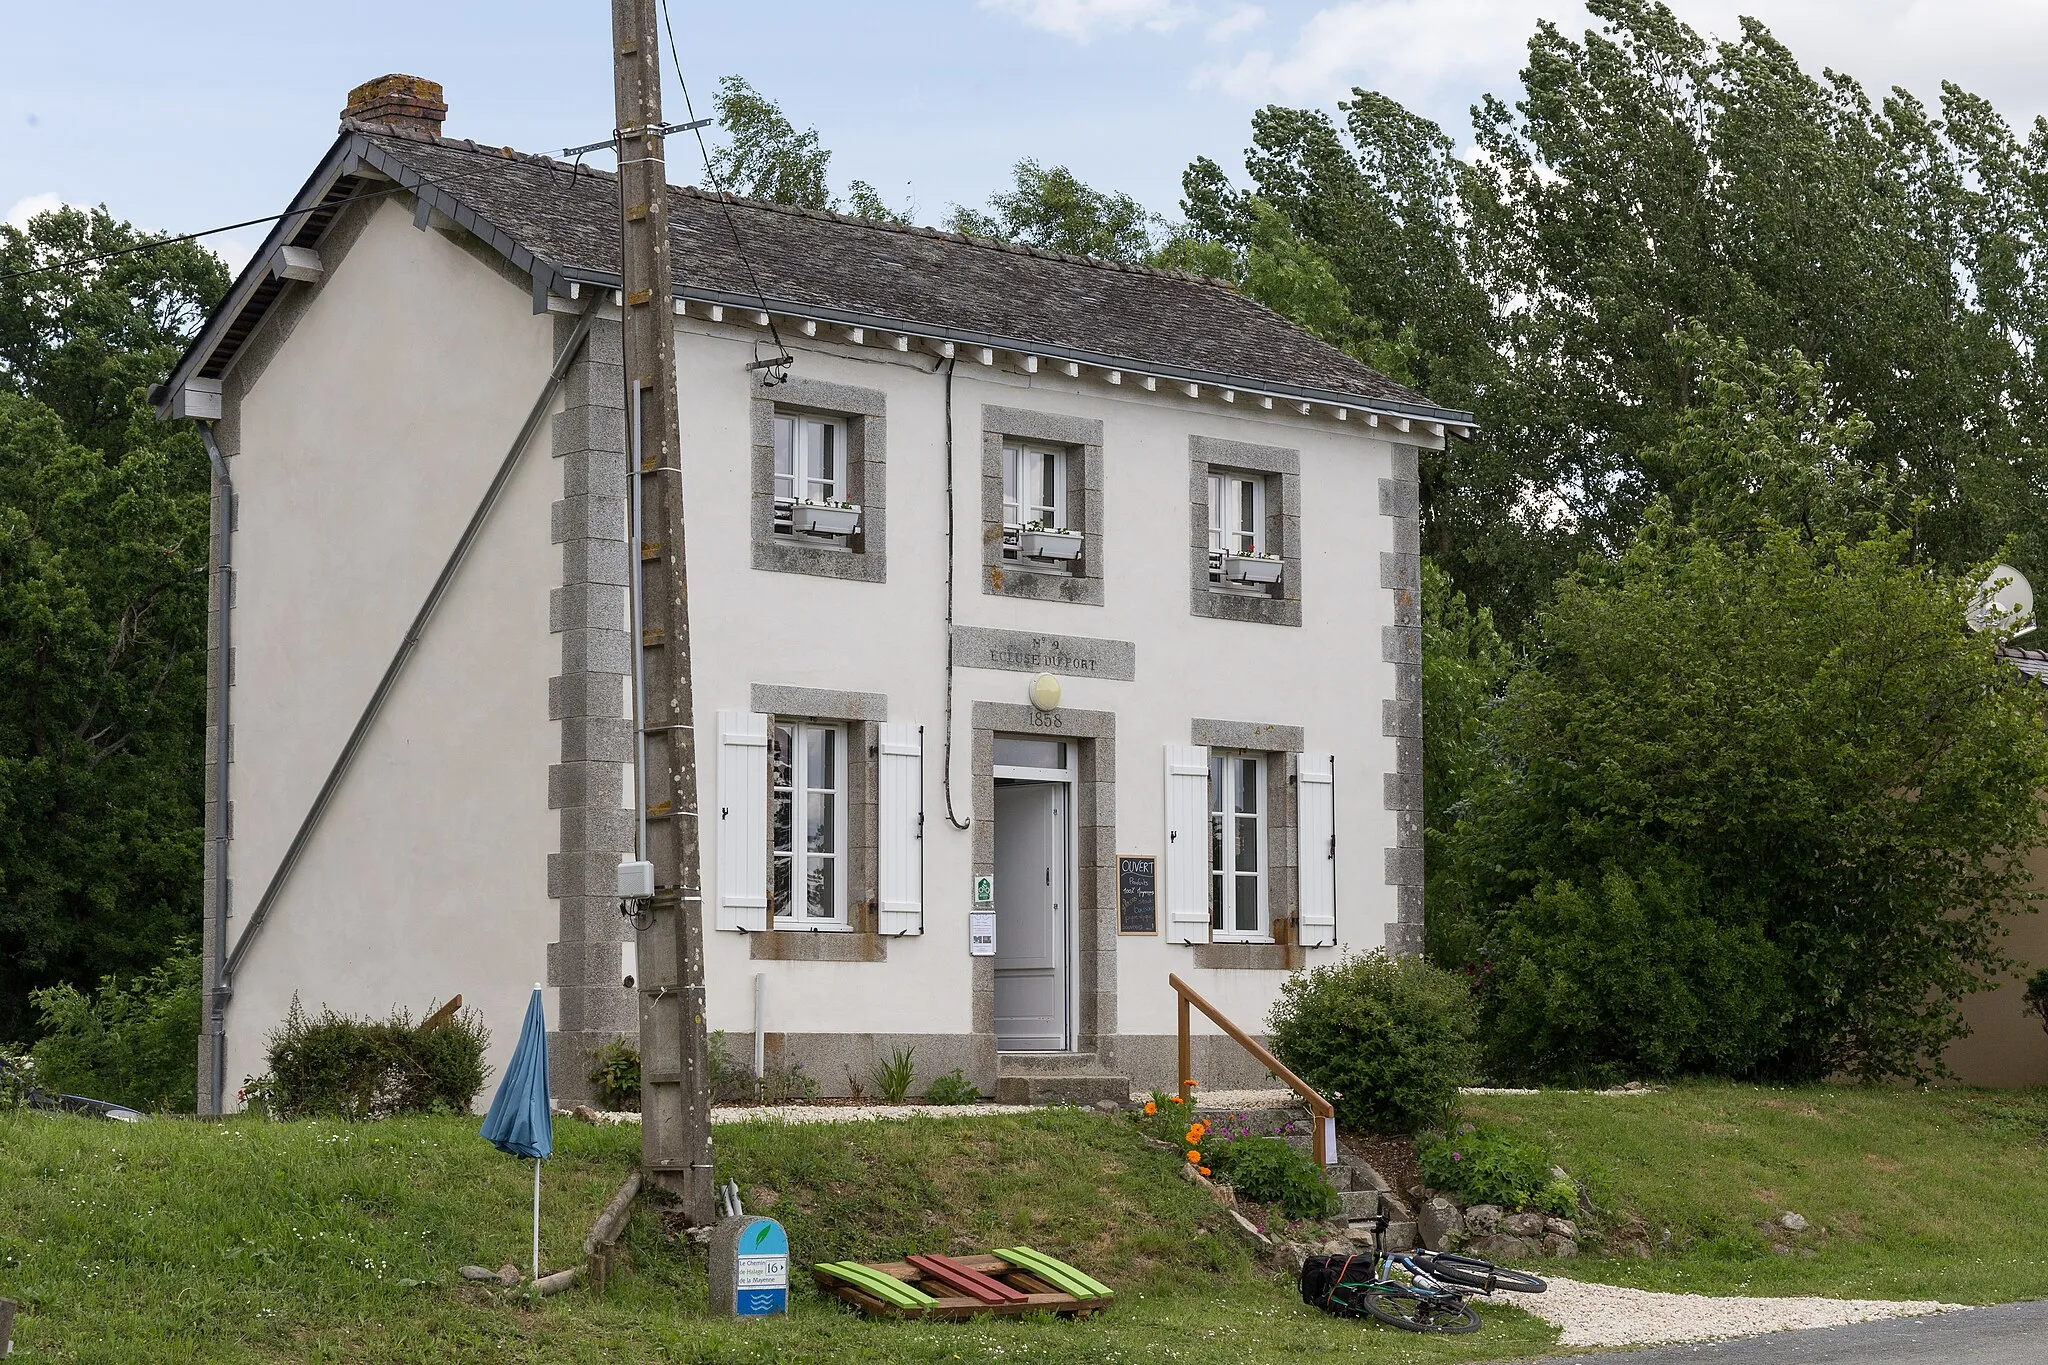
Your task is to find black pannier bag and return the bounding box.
[1299,1253,1375,1318]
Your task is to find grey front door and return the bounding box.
[994,782,1068,1051]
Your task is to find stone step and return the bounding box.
[997,1051,1115,1075]
[1338,1188,1380,1219]
[994,1072,1131,1106]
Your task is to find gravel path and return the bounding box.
[568,1103,1043,1126]
[1495,1275,1963,1349]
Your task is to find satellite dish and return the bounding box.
[1968,564,2036,637]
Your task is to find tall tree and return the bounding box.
[0,207,224,1042]
[704,76,906,222]
[948,160,1161,261]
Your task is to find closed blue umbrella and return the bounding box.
[480,985,553,1279]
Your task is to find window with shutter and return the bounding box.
[715,710,770,932]
[1296,753,1336,947]
[877,723,923,935]
[1163,744,1211,944]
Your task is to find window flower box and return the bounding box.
[1020,526,1084,562]
[795,500,862,537]
[1224,552,1284,585]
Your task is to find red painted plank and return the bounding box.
[907,1253,1030,1304]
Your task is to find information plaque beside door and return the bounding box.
[1118,855,1157,935]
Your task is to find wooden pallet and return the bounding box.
[813,1251,1112,1320]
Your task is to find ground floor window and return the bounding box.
[1209,749,1267,940]
[772,720,847,926]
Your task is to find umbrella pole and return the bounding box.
[532,1157,541,1282]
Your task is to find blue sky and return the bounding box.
[5,1,2046,275]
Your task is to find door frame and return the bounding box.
[994,746,1078,1053]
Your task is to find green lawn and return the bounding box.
[0,1107,1555,1363]
[9,1084,2040,1361]
[1468,1081,2048,1303]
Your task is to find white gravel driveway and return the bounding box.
[1495,1275,1964,1348]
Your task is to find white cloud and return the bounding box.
[5,191,65,230]
[1207,4,1266,42]
[1202,0,2048,132]
[981,0,1195,41]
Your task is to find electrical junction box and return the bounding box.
[617,860,655,899]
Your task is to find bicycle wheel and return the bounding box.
[1412,1251,1547,1295]
[1361,1286,1482,1334]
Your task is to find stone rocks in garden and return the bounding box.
[1272,1241,1307,1276]
[1772,1242,1794,1256]
[1466,1234,1534,1263]
[1504,1211,1548,1238]
[1780,1211,1808,1232]
[496,1264,522,1287]
[1228,1210,1272,1246]
[458,1266,497,1282]
[1420,1196,1465,1252]
[1464,1203,1503,1236]
[1384,1221,1418,1250]
[1543,1216,1578,1241]
[1543,1235,1579,1258]
[1095,1099,1121,1114]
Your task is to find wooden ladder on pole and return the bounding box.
[1170,973,1336,1169]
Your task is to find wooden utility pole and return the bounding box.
[613,0,715,1223]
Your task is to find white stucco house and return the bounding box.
[155,78,1472,1114]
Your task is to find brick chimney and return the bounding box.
[341,75,447,136]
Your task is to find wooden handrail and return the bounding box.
[1170,973,1336,1168]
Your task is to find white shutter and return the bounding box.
[1297,753,1337,947]
[1164,744,1211,944]
[715,710,770,932]
[878,723,924,935]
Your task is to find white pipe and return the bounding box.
[753,974,765,1080]
[629,383,649,862]
[532,1158,542,1281]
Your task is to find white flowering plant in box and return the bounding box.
[1224,543,1284,585]
[1019,520,1084,562]
[794,498,862,537]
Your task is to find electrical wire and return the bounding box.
[656,0,790,367]
[0,186,412,286]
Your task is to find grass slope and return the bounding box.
[0,1108,1554,1363]
[1469,1082,2048,1302]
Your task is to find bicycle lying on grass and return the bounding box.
[1299,1214,1547,1334]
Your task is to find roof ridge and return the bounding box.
[352,123,1237,292]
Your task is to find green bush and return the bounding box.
[0,1044,33,1110]
[1416,1123,1576,1215]
[260,996,488,1120]
[1207,1136,1338,1220]
[923,1070,982,1105]
[1266,951,1477,1135]
[1481,859,1790,1083]
[28,943,201,1112]
[588,1039,640,1111]
[707,1031,760,1103]
[2026,969,2048,1035]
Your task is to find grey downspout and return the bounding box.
[940,356,970,830]
[200,422,233,1116]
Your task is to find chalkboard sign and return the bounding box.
[1118,855,1157,935]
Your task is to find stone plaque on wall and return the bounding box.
[949,626,1137,681]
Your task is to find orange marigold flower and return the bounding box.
[1143,1101,1156,1115]
[1185,1149,1201,1164]
[1169,1095,1183,1104]
[1198,1166,1211,1177]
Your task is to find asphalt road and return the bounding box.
[1535,1301,2048,1364]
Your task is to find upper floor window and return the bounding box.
[1208,472,1266,582]
[771,720,847,927]
[1001,442,1079,565]
[1209,749,1267,941]
[773,412,860,540]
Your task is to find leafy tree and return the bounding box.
[0,207,222,1044]
[1416,557,1512,966]
[704,75,834,209]
[29,940,200,1111]
[948,159,1161,261]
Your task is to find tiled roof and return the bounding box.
[356,127,1458,415]
[1998,644,2048,684]
[163,123,1470,422]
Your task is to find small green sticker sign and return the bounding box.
[974,874,995,906]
